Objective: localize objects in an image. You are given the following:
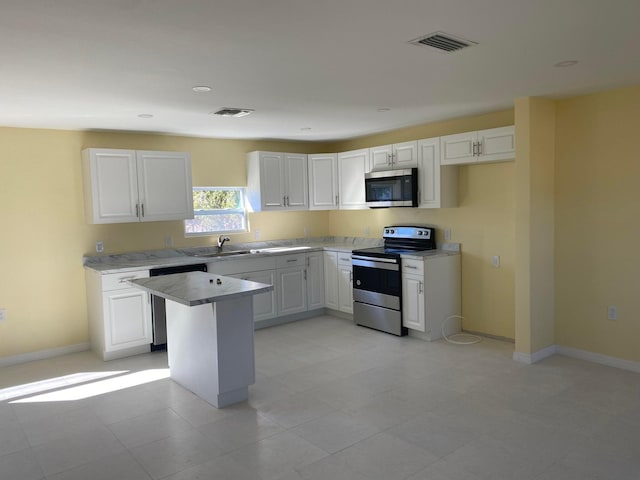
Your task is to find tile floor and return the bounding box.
[1,315,639,480]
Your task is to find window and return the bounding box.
[184,187,248,236]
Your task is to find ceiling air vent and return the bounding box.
[409,31,477,53]
[212,108,254,117]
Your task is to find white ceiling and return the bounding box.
[2,0,640,141]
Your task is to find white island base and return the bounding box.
[165,296,255,408]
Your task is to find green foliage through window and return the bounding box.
[185,187,247,235]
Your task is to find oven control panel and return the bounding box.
[383,226,432,240]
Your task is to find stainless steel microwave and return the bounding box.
[364,168,418,207]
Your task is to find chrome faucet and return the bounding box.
[217,235,230,252]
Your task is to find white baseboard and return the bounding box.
[513,343,640,373]
[513,344,557,364]
[0,343,90,367]
[557,345,640,374]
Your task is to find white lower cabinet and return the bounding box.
[401,255,461,341]
[209,251,324,324]
[306,251,325,310]
[209,257,277,324]
[231,270,277,322]
[402,260,425,331]
[324,250,353,314]
[276,254,307,316]
[85,269,152,360]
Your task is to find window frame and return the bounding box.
[184,186,248,237]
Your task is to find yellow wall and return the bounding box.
[329,110,516,339]
[0,127,327,358]
[555,85,640,362]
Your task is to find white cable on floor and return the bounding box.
[441,314,482,345]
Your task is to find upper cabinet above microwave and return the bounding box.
[82,148,194,224]
[440,126,515,165]
[369,141,418,172]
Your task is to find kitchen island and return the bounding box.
[129,271,272,408]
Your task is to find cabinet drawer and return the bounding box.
[276,254,306,269]
[101,270,149,291]
[337,252,352,265]
[208,256,276,275]
[402,258,424,275]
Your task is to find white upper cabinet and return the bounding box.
[337,148,369,209]
[308,153,339,210]
[246,151,308,211]
[440,126,515,165]
[417,137,457,209]
[369,141,418,171]
[82,148,193,224]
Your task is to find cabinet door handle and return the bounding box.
[477,141,482,155]
[286,259,297,263]
[419,281,423,294]
[472,142,477,156]
[304,269,307,280]
[119,276,137,283]
[135,204,139,218]
[405,265,418,269]
[141,203,144,217]
[283,196,286,206]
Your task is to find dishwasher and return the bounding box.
[149,263,208,350]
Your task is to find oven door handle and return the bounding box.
[351,255,398,264]
[352,258,400,271]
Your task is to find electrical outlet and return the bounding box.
[444,229,451,241]
[0,309,6,322]
[254,229,261,240]
[95,241,104,253]
[164,236,173,247]
[492,255,500,268]
[607,306,617,320]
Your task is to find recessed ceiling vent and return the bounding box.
[212,108,254,117]
[409,31,477,53]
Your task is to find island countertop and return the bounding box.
[129,271,273,306]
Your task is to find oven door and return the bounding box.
[351,256,401,310]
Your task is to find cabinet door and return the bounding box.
[283,153,308,209]
[136,151,194,221]
[277,267,307,315]
[83,149,140,224]
[369,144,393,171]
[259,152,286,209]
[338,149,369,209]
[440,132,477,165]
[477,126,515,163]
[323,251,339,310]
[308,154,339,210]
[402,274,425,331]
[417,138,441,208]
[103,288,152,351]
[306,252,325,310]
[337,264,353,314]
[392,141,418,169]
[235,271,277,322]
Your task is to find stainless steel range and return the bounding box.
[351,226,436,336]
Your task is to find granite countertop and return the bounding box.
[83,237,382,274]
[130,271,273,306]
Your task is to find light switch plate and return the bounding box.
[492,255,500,268]
[95,241,104,253]
[444,229,451,241]
[607,306,617,320]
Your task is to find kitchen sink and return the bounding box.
[249,246,311,254]
[189,250,252,258]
